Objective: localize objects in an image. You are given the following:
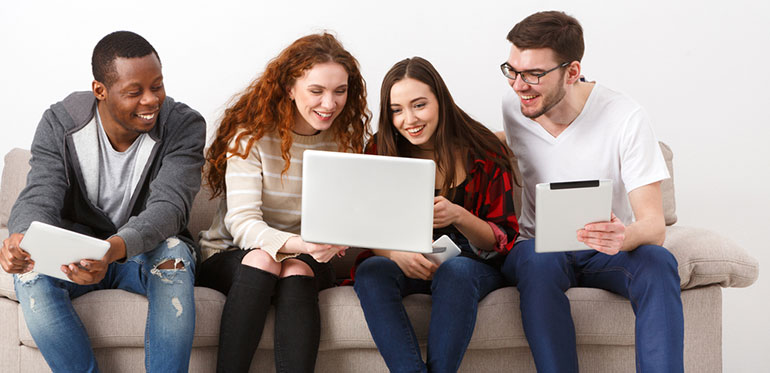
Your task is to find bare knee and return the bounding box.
[241,249,281,275]
[279,259,314,278]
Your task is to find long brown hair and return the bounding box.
[376,57,513,196]
[206,33,371,198]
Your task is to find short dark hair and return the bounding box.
[507,11,584,63]
[92,31,160,87]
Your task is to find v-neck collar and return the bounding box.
[528,84,598,145]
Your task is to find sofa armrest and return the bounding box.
[0,228,17,302]
[664,225,759,290]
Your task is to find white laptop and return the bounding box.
[301,150,436,253]
[535,179,612,253]
[19,221,111,282]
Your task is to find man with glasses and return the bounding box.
[499,11,684,372]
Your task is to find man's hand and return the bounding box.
[577,213,626,255]
[61,257,110,285]
[433,196,464,228]
[62,236,126,285]
[390,251,438,280]
[0,233,34,274]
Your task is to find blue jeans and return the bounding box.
[501,239,684,373]
[354,255,505,373]
[14,237,196,373]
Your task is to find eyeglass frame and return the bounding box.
[500,61,571,85]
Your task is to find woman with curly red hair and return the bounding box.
[197,33,370,371]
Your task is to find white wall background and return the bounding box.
[1,1,767,370]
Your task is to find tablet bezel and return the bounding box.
[534,179,613,253]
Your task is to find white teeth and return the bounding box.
[137,113,155,120]
[407,126,424,134]
[521,95,537,100]
[314,111,332,118]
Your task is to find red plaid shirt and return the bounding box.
[343,143,519,284]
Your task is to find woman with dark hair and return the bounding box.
[352,57,519,372]
[197,33,371,372]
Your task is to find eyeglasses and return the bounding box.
[500,61,570,85]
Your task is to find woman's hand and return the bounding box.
[388,251,438,280]
[433,196,465,228]
[301,240,348,263]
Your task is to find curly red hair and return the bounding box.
[205,33,372,198]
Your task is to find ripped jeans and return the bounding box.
[13,237,196,373]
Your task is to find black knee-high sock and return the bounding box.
[273,275,320,373]
[217,264,277,373]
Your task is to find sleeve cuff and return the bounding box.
[114,227,143,263]
[263,231,301,262]
[487,221,509,253]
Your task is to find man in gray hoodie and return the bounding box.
[0,31,205,372]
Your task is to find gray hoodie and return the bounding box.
[8,91,206,261]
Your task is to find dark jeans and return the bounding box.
[354,255,505,373]
[501,239,684,373]
[197,250,334,372]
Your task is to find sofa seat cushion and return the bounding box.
[19,287,225,348]
[18,285,637,350]
[318,286,636,350]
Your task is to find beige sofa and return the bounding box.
[0,145,759,372]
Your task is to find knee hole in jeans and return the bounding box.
[150,257,191,285]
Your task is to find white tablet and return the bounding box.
[19,221,111,282]
[535,180,612,253]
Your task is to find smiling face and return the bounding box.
[289,62,349,135]
[93,54,165,148]
[506,45,568,119]
[389,78,439,149]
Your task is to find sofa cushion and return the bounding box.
[0,272,13,301]
[18,285,638,350]
[665,225,759,289]
[18,287,225,348]
[659,142,677,225]
[0,228,15,301]
[0,149,31,228]
[188,186,220,240]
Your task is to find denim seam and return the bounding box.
[396,272,424,369]
[144,284,152,371]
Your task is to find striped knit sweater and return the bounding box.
[199,130,339,262]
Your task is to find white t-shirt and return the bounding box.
[502,83,669,239]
